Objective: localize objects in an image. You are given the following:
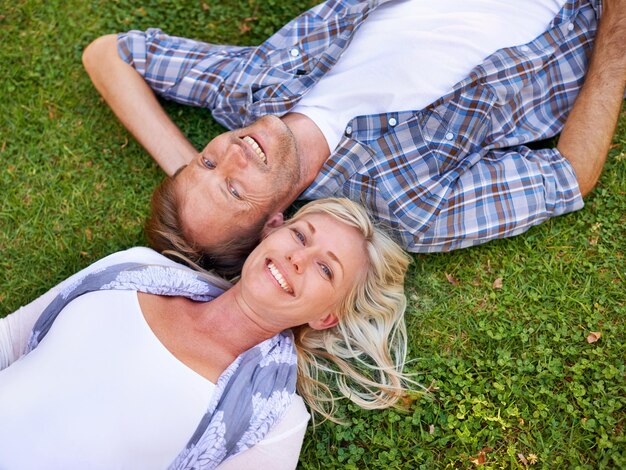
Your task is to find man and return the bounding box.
[83,0,625,273]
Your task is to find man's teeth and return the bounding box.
[243,136,267,164]
[268,262,293,294]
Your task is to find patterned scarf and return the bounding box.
[26,262,298,469]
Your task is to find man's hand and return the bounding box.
[82,35,198,176]
[557,0,626,196]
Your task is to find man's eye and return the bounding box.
[291,229,305,244]
[228,183,241,200]
[202,158,216,169]
[319,263,333,280]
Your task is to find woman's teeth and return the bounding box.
[268,261,293,294]
[242,136,267,164]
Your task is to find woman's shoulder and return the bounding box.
[257,395,310,444]
[97,247,184,269]
[215,395,310,470]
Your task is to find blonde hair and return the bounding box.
[288,198,413,422]
[149,190,414,421]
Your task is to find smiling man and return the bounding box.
[175,116,303,247]
[83,0,626,274]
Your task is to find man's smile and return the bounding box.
[242,136,267,165]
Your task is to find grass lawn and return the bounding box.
[1,1,624,468]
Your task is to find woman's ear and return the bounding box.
[261,212,284,238]
[308,313,339,330]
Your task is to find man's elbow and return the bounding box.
[82,34,119,76]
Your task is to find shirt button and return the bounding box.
[445,132,454,140]
[290,48,300,57]
[388,117,397,127]
[345,126,353,135]
[521,45,530,52]
[567,23,574,31]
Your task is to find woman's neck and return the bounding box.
[138,289,282,382]
[196,287,280,357]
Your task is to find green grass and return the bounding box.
[1,1,624,468]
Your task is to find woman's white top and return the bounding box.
[292,0,567,151]
[0,248,309,469]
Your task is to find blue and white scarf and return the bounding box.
[26,262,298,469]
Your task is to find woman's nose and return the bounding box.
[287,249,309,273]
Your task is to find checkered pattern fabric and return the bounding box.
[118,0,600,252]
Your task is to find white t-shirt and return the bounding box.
[0,248,309,469]
[292,0,567,151]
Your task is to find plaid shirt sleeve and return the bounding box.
[116,1,379,130]
[408,146,583,251]
[117,28,253,116]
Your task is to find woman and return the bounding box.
[0,198,412,469]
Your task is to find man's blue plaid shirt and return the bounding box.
[118,0,600,252]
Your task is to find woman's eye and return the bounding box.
[319,263,333,280]
[202,158,216,169]
[291,229,305,244]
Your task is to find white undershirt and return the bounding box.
[292,0,567,151]
[0,290,214,468]
[0,247,309,469]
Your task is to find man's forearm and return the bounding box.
[557,0,626,196]
[82,34,197,176]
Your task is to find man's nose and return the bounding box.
[224,145,248,170]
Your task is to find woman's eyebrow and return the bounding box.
[327,250,344,278]
[307,220,344,276]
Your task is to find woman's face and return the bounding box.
[238,212,368,331]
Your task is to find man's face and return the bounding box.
[174,115,302,249]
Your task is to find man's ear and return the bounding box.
[308,312,339,331]
[261,212,284,238]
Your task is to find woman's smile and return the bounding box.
[266,259,295,295]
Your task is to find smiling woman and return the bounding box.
[0,198,414,469]
[244,199,414,418]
